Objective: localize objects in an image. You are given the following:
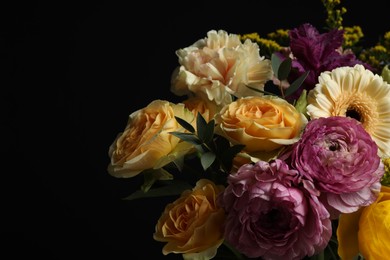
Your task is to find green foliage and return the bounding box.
[277,57,292,81]
[175,116,195,133]
[172,113,246,178]
[294,89,308,117]
[286,71,310,97]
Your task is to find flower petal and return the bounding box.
[337,209,363,259]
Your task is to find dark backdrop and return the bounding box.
[2,1,388,258]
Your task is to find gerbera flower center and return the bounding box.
[346,108,361,122]
[332,92,378,134]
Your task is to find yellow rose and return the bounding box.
[216,96,307,154]
[183,95,218,124]
[337,185,390,259]
[108,100,194,178]
[153,179,225,260]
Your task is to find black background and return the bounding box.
[2,1,388,258]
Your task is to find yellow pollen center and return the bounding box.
[332,92,378,134]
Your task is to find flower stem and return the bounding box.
[309,250,325,260]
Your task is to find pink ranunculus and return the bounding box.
[218,159,331,260]
[287,116,384,218]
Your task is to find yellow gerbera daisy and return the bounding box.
[307,64,390,156]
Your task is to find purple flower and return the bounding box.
[278,23,371,101]
[218,159,331,260]
[287,116,384,218]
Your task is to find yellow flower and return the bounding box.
[182,95,218,124]
[343,26,363,47]
[107,100,194,178]
[153,179,225,260]
[240,32,282,56]
[337,185,390,259]
[217,96,307,156]
[307,64,390,156]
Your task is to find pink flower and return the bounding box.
[286,116,384,218]
[218,160,331,260]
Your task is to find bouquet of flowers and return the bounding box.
[107,1,390,259]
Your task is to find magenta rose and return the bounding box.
[287,116,384,218]
[218,159,331,260]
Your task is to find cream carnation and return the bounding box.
[171,30,273,106]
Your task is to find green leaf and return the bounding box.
[194,144,207,154]
[294,89,308,115]
[213,134,231,153]
[271,53,282,76]
[196,113,211,143]
[123,180,193,200]
[170,132,202,145]
[202,119,216,144]
[277,57,292,80]
[220,144,246,172]
[196,112,207,134]
[200,151,216,170]
[175,116,195,133]
[141,168,173,193]
[227,144,246,156]
[285,70,310,97]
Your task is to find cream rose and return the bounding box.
[153,179,226,260]
[217,96,307,154]
[171,30,273,106]
[107,100,195,178]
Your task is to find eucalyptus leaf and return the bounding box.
[285,70,310,97]
[277,57,292,80]
[200,151,216,170]
[271,53,282,76]
[123,180,193,200]
[175,116,195,133]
